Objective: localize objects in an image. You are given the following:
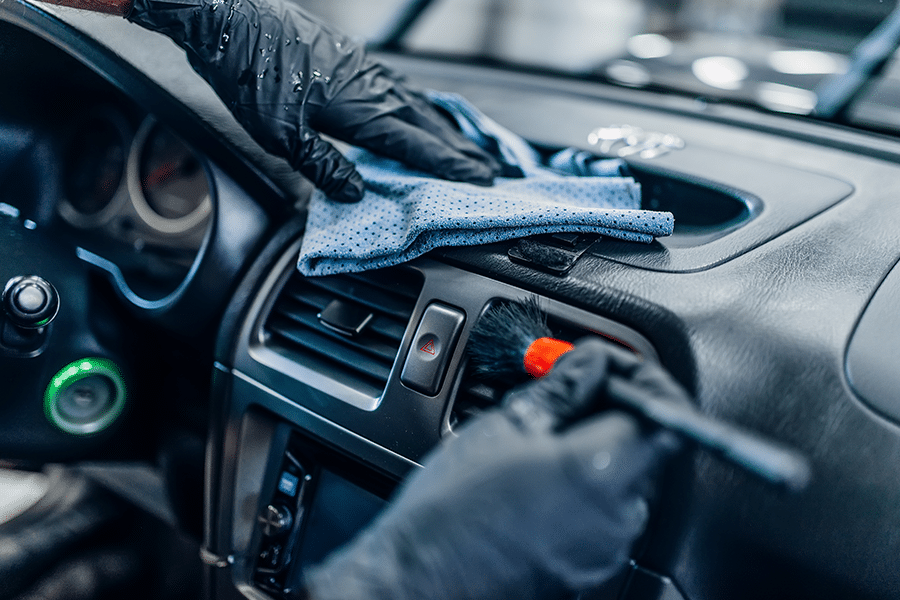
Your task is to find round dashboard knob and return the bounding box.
[3,275,59,329]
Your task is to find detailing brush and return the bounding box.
[467,296,575,379]
[467,298,812,492]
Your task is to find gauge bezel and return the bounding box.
[127,116,212,236]
[58,109,132,229]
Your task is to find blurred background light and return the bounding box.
[768,50,845,75]
[626,33,674,59]
[756,82,817,114]
[692,56,749,90]
[605,59,652,87]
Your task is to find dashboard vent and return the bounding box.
[263,267,423,397]
[450,302,641,428]
[450,371,506,428]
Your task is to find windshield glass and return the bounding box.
[295,0,900,134]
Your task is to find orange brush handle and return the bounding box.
[524,337,574,378]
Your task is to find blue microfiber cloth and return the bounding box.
[297,92,673,276]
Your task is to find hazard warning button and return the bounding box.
[400,303,465,396]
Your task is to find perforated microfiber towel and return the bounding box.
[297,92,673,276]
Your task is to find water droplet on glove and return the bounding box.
[592,452,612,471]
[291,71,304,92]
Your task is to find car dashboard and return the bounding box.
[2,2,900,600]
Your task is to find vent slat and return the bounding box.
[305,278,416,319]
[368,316,407,344]
[284,287,334,311]
[274,297,405,346]
[268,321,393,383]
[282,286,411,340]
[269,311,399,364]
[344,271,421,301]
[262,266,423,395]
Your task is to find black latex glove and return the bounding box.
[301,338,689,600]
[127,0,501,202]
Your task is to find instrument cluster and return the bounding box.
[58,108,213,303]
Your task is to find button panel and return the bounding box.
[254,449,310,593]
[400,303,465,396]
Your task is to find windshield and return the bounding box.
[295,0,900,134]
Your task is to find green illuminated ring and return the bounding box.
[44,358,126,435]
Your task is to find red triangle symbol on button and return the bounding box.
[420,339,436,355]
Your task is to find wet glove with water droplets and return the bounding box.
[127,0,501,202]
[299,339,688,600]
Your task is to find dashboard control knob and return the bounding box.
[258,504,293,538]
[3,275,59,329]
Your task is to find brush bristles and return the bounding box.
[467,296,553,379]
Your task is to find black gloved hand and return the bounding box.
[302,338,689,600]
[127,0,501,202]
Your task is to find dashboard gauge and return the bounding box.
[128,117,212,235]
[58,111,130,228]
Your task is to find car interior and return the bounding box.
[2,0,900,599]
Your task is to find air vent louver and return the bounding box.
[263,267,423,397]
[450,302,642,428]
[450,375,505,428]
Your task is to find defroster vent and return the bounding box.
[263,267,424,397]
